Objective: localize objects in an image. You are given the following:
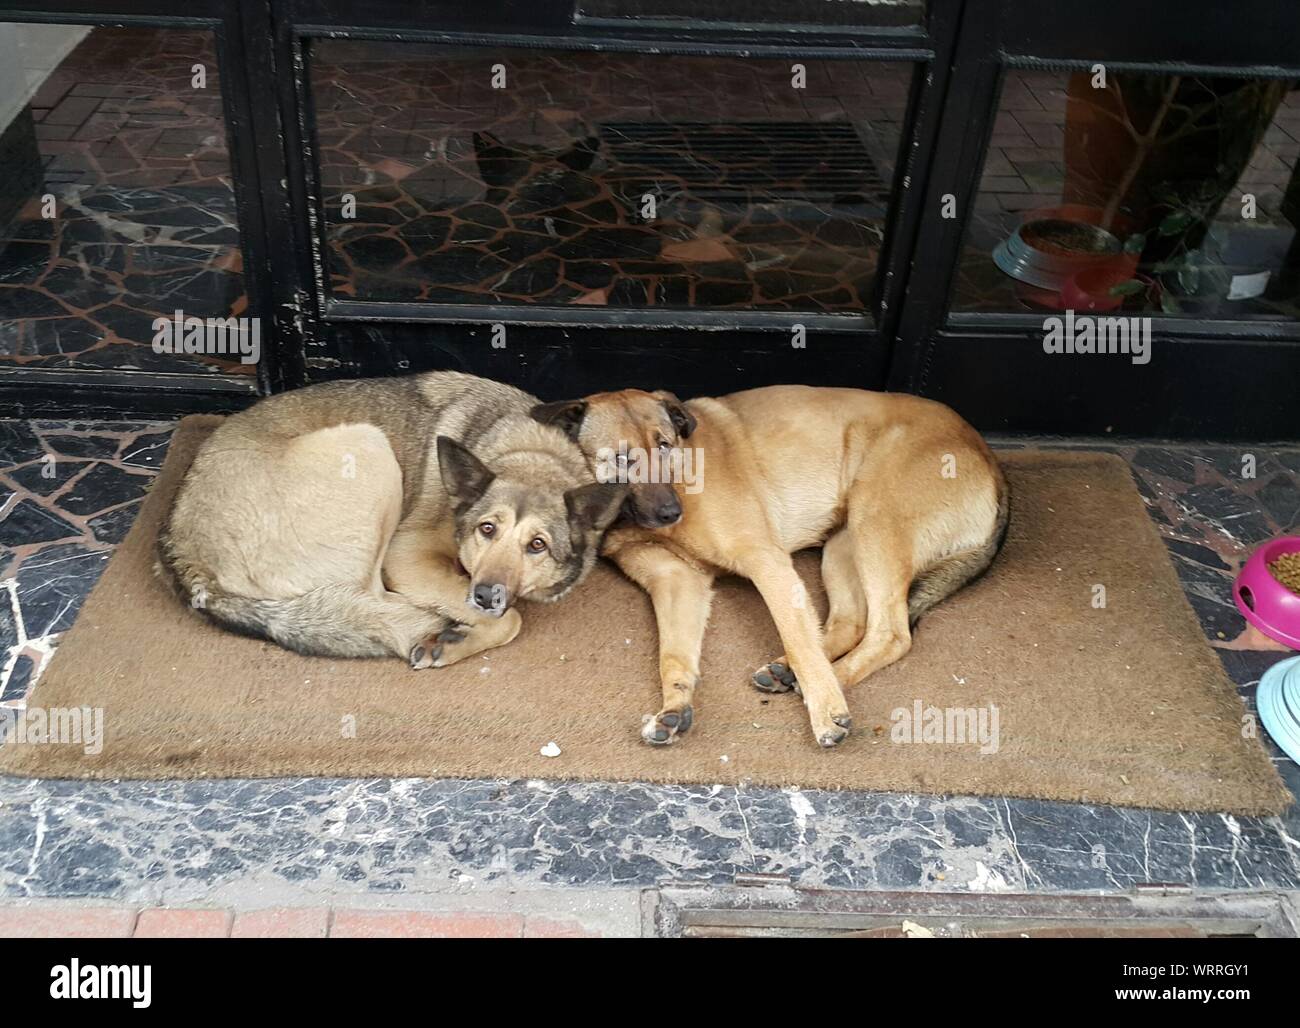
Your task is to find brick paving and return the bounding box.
[0,902,1250,937]
[980,73,1300,218]
[959,70,1300,314]
[134,908,234,939]
[0,905,138,938]
[0,904,613,938]
[230,907,331,939]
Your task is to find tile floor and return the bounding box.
[0,419,1297,908]
[0,26,249,375]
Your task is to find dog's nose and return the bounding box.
[471,582,508,614]
[654,499,682,525]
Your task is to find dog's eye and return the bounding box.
[528,536,548,553]
[479,522,495,538]
[657,438,671,452]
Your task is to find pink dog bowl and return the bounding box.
[1233,536,1300,650]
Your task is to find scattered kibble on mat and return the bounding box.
[1268,552,1300,595]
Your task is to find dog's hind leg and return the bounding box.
[738,547,851,748]
[752,528,866,695]
[251,584,450,663]
[820,529,869,659]
[829,525,914,688]
[613,543,713,745]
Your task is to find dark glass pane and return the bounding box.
[0,24,248,374]
[312,42,913,317]
[953,70,1300,320]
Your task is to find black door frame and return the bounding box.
[893,0,1300,441]
[0,0,288,415]
[263,0,966,400]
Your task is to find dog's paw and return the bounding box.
[640,705,694,746]
[751,661,799,695]
[811,709,852,748]
[408,623,468,669]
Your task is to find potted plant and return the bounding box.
[1060,232,1144,311]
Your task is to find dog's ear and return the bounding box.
[530,399,588,441]
[437,436,495,505]
[655,391,697,439]
[565,482,628,534]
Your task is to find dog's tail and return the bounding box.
[156,521,427,660]
[907,471,1010,627]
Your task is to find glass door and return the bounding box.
[894,0,1300,440]
[0,1,279,414]
[268,0,960,399]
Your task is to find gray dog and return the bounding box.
[159,371,626,667]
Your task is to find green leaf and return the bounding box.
[1108,279,1146,297]
[1123,232,1148,255]
[1177,264,1201,294]
[1158,210,1196,236]
[1160,291,1183,314]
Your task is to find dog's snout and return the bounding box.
[471,582,509,615]
[654,498,682,525]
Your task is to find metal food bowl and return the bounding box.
[993,217,1123,291]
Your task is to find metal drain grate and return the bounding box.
[651,880,1300,938]
[599,121,889,210]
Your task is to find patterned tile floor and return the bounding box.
[0,27,250,375]
[312,43,905,311]
[0,420,1297,902]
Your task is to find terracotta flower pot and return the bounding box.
[1060,256,1144,312]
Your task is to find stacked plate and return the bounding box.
[992,216,1123,292]
[1259,656,1300,766]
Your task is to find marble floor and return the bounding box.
[311,42,905,311]
[0,26,250,375]
[0,420,1297,903]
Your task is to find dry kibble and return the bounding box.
[1268,552,1300,596]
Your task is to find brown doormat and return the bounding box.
[0,417,1289,815]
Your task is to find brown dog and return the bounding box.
[532,386,1009,748]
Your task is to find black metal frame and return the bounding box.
[0,0,283,414]
[0,0,1296,439]
[891,0,1300,440]
[271,0,962,399]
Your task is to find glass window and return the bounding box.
[0,24,249,373]
[953,70,1300,320]
[311,41,914,317]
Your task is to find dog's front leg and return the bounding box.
[383,530,522,668]
[613,544,713,745]
[737,548,852,748]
